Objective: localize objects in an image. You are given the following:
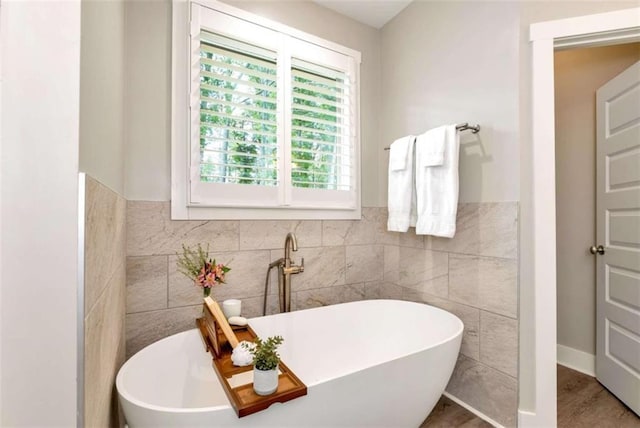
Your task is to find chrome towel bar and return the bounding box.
[383,123,480,150]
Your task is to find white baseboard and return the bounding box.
[557,344,596,377]
[442,392,504,428]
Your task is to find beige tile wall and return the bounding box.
[84,176,127,427]
[379,202,519,427]
[125,200,518,426]
[125,201,395,357]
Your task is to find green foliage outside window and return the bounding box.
[198,40,347,191]
[199,43,278,186]
[291,71,343,190]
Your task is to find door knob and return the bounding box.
[589,245,605,255]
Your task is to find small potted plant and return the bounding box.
[243,335,284,396]
[176,243,230,298]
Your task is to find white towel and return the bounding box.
[419,126,446,167]
[415,125,460,238]
[387,136,417,232]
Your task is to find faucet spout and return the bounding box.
[284,232,298,260]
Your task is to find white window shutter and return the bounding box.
[288,40,359,209]
[291,61,352,191]
[181,2,360,215]
[198,36,279,187]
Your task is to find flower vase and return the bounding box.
[253,366,279,396]
[200,287,212,318]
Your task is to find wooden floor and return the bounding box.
[557,365,639,428]
[421,396,491,428]
[421,365,640,427]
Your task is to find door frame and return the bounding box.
[525,8,640,428]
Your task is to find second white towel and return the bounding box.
[415,125,460,238]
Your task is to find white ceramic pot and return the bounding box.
[253,366,278,396]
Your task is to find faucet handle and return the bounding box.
[284,258,305,275]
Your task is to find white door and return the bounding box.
[595,60,640,416]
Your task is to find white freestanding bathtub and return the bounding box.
[116,299,463,427]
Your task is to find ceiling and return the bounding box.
[312,0,413,29]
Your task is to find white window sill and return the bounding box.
[171,205,362,220]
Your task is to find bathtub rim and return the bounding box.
[116,299,463,414]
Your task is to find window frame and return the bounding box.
[172,0,362,220]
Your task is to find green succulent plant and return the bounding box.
[243,335,284,371]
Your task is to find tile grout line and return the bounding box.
[477,311,519,379]
[478,309,483,370]
[126,278,375,317]
[425,247,518,261]
[395,285,518,321]
[446,250,450,300]
[476,357,518,381]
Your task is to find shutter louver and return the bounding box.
[199,33,279,186]
[291,60,352,191]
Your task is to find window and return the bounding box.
[172,1,361,219]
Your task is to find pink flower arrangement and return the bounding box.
[197,262,229,289]
[176,244,231,297]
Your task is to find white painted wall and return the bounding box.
[0,1,81,426]
[124,0,172,202]
[380,1,521,204]
[79,0,125,196]
[124,0,382,207]
[555,43,640,356]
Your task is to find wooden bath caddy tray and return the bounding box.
[196,297,307,418]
